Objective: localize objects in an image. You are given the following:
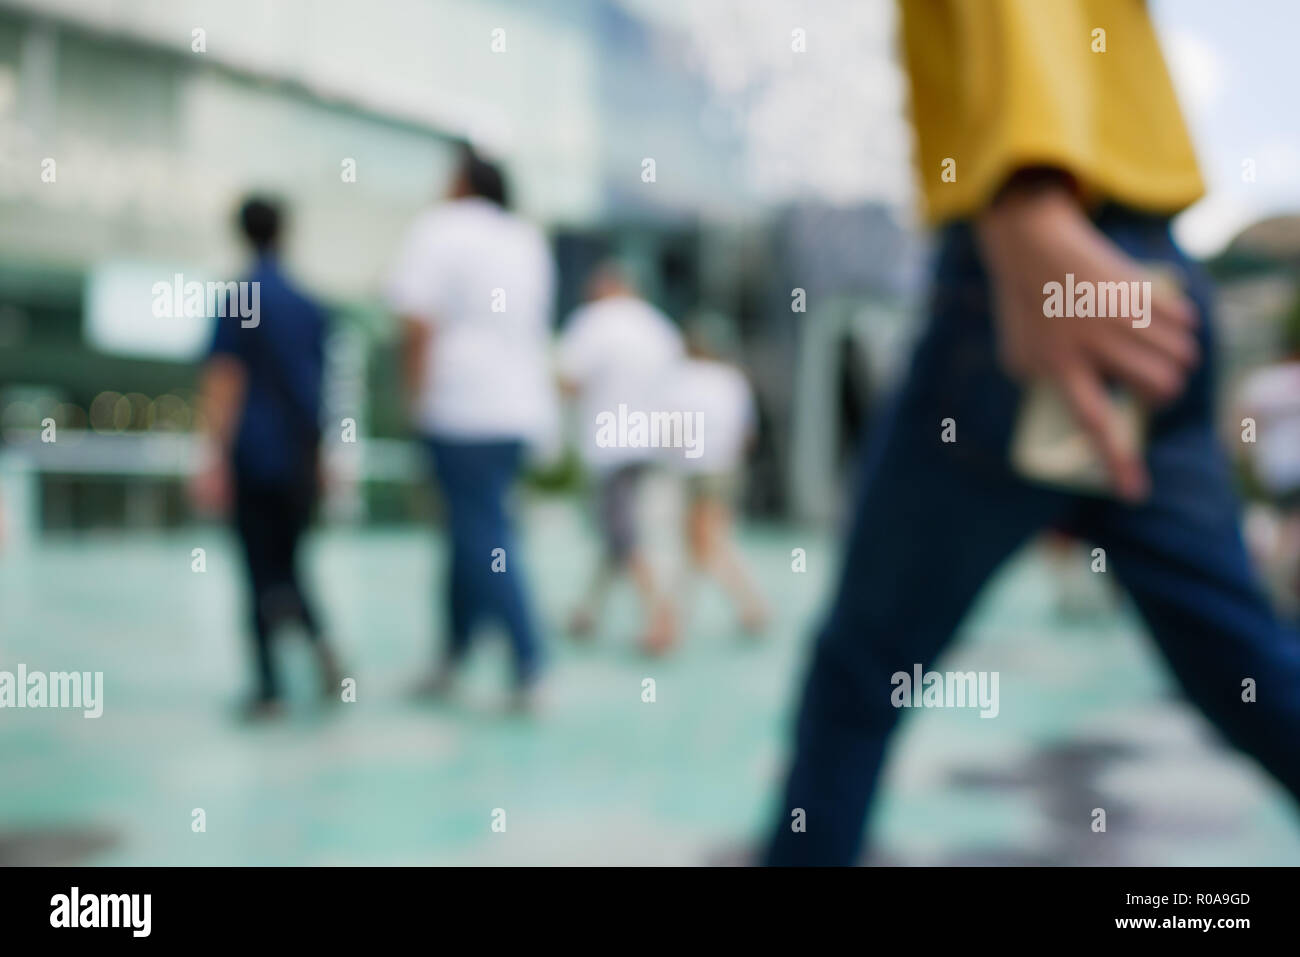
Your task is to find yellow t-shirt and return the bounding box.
[898,0,1205,224]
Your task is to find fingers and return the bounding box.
[1086,330,1188,405]
[1058,361,1149,502]
[1137,310,1199,370]
[1085,282,1200,406]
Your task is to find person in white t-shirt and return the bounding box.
[556,264,683,654]
[1238,360,1300,504]
[1236,322,1300,614]
[386,145,557,708]
[665,320,769,634]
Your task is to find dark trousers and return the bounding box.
[427,436,542,685]
[233,475,321,701]
[765,206,1300,865]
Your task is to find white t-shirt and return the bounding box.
[662,358,756,475]
[386,197,558,446]
[1239,360,1300,496]
[556,295,685,471]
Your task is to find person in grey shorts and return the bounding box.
[599,463,646,565]
[557,264,682,654]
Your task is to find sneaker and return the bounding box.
[239,696,286,723]
[739,604,771,637]
[639,602,678,656]
[410,669,456,700]
[567,607,597,641]
[507,681,544,716]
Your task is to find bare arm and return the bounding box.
[199,355,248,451]
[190,355,247,513]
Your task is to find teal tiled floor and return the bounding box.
[2,498,1297,865]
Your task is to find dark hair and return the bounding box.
[457,145,510,209]
[238,197,282,252]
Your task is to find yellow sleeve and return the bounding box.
[899,0,1205,225]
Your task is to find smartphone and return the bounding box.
[1010,379,1144,494]
[1009,264,1183,495]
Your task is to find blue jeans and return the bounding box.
[765,206,1300,865]
[426,436,542,685]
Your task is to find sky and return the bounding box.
[632,0,1300,256]
[1152,0,1300,255]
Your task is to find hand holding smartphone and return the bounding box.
[1009,264,1186,496]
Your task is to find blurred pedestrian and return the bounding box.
[1236,295,1300,616]
[766,0,1300,865]
[557,263,682,654]
[386,144,557,709]
[192,196,342,720]
[668,319,768,635]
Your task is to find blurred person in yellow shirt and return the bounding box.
[766,0,1300,865]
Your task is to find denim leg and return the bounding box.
[428,438,542,683]
[1084,425,1300,803]
[478,442,543,685]
[765,390,1069,865]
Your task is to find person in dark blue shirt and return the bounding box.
[193,197,342,719]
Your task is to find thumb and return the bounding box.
[1059,362,1148,502]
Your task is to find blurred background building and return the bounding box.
[0,0,926,542]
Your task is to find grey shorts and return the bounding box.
[598,464,646,564]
